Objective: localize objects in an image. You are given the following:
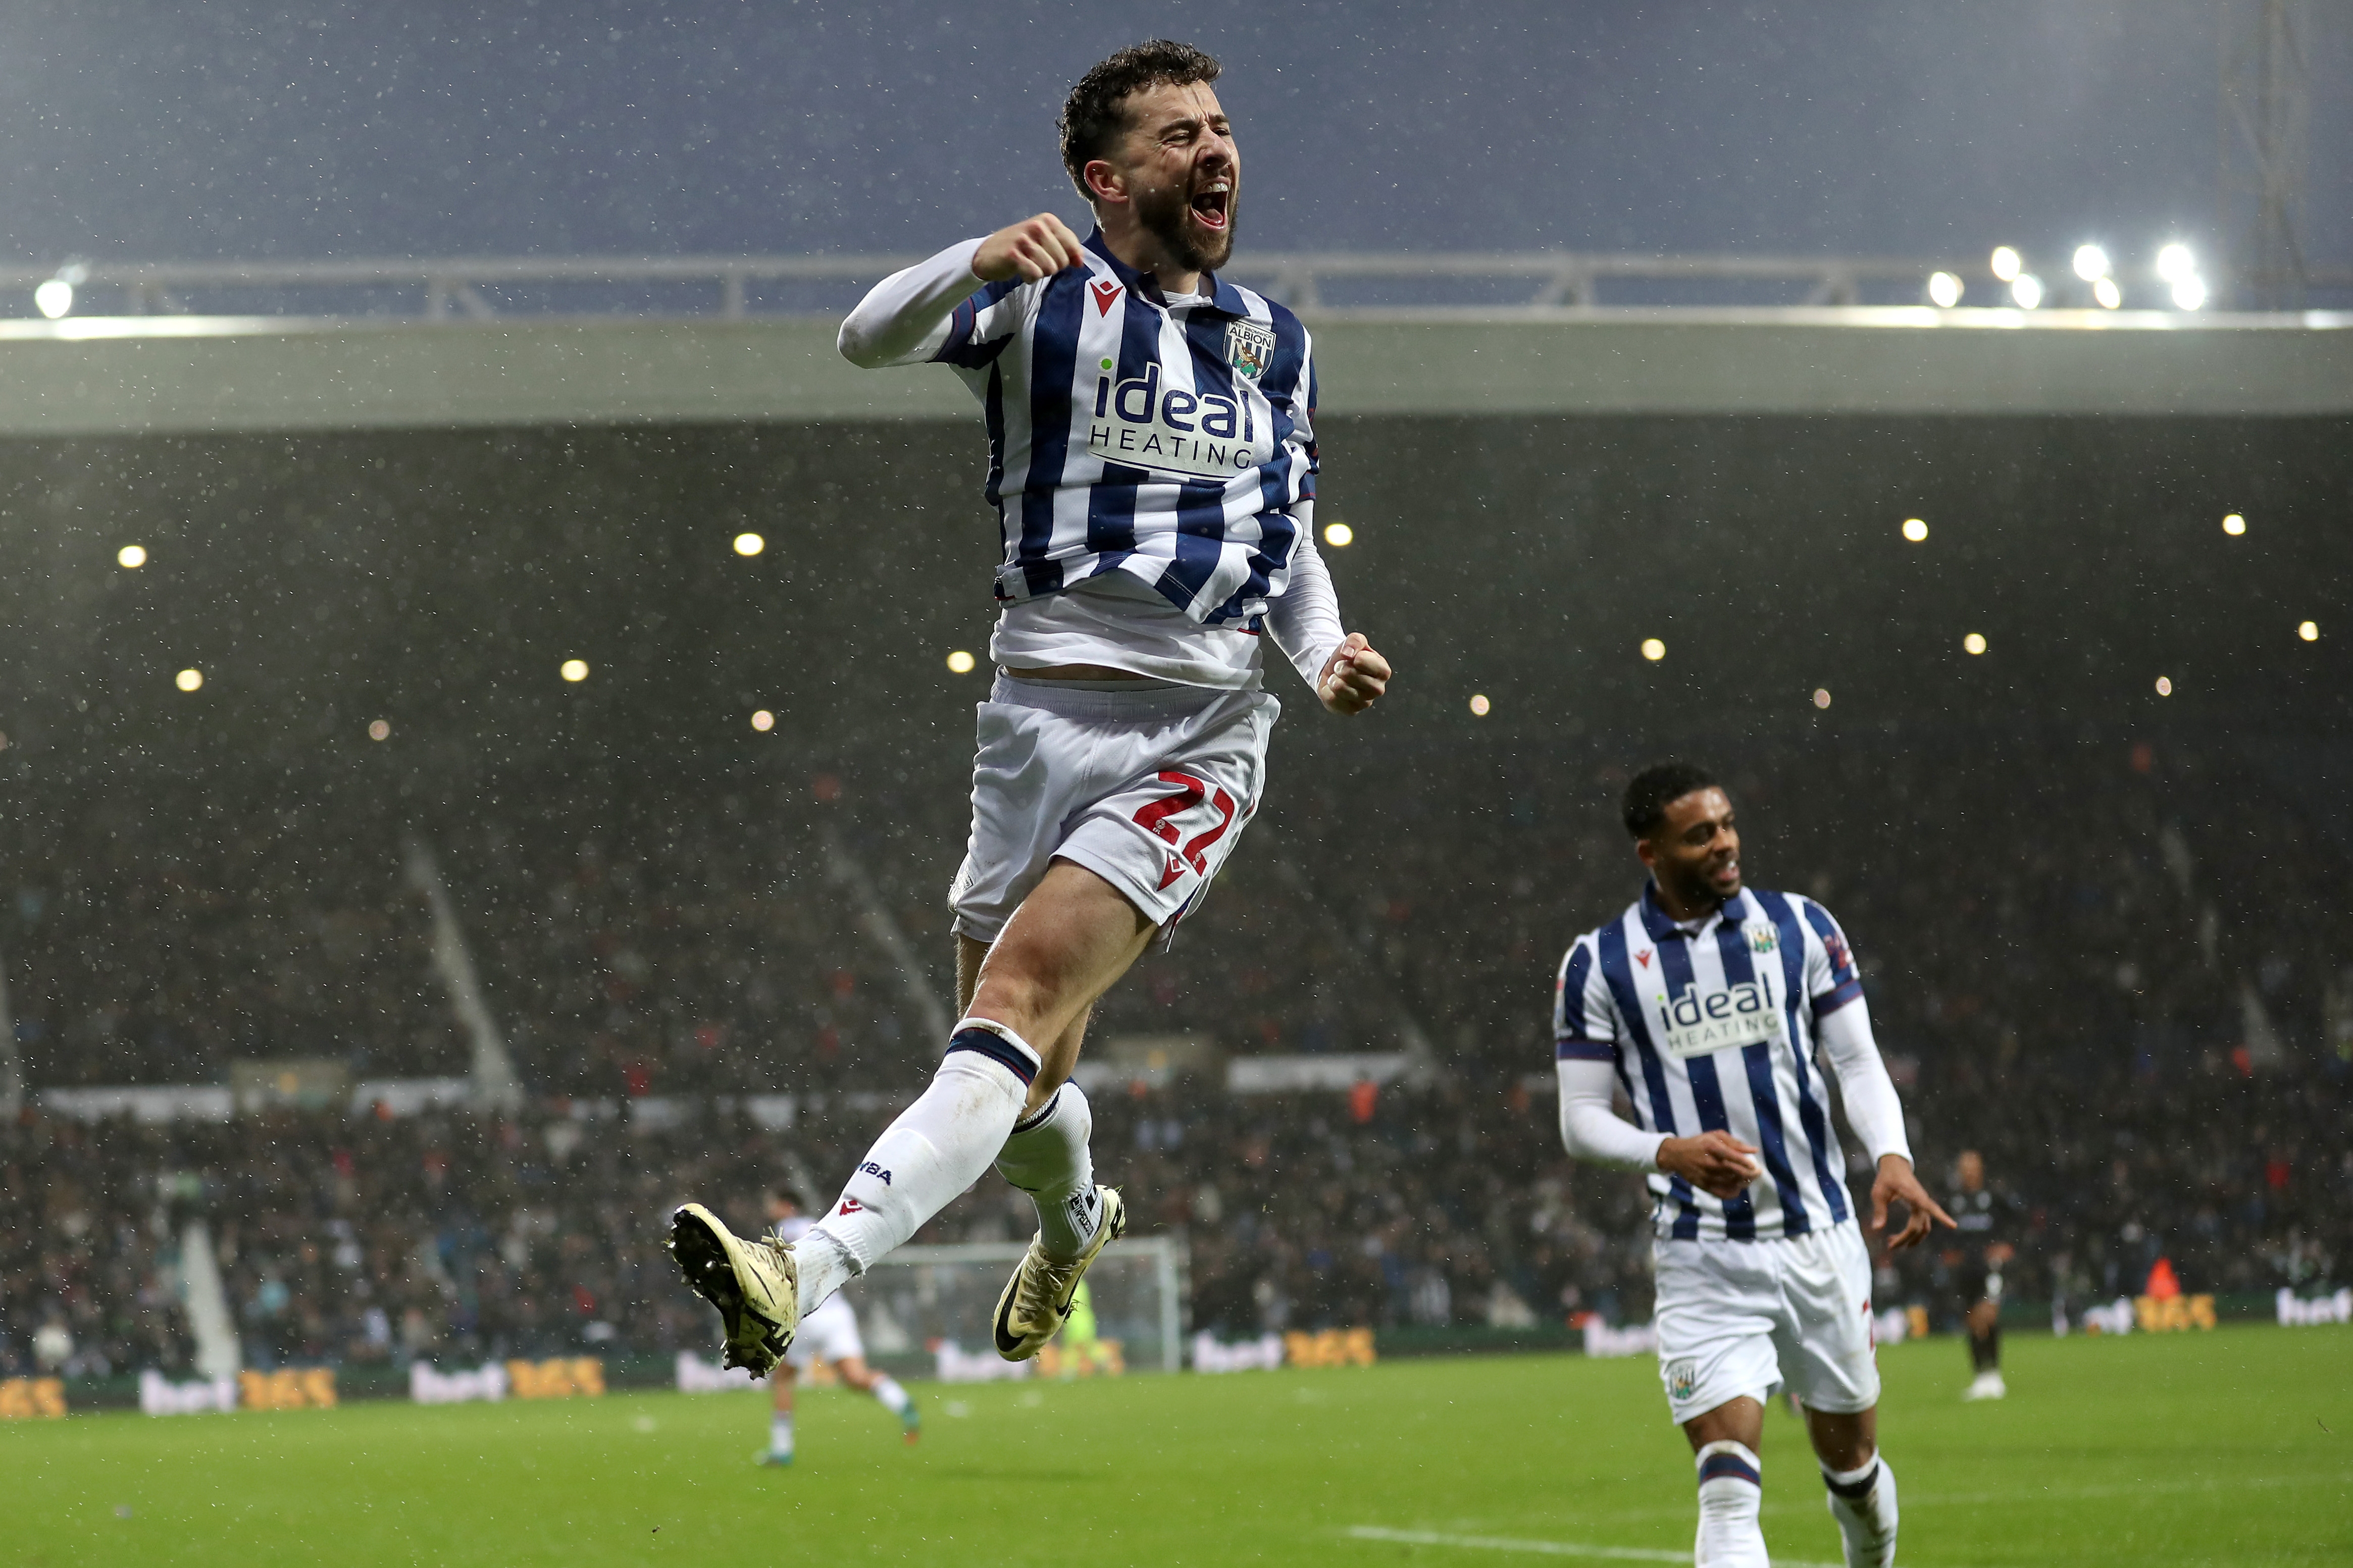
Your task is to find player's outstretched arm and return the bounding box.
[1315,634,1391,715]
[971,214,1088,283]
[1869,1155,1954,1251]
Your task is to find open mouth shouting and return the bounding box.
[1189,177,1232,234]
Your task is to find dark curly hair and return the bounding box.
[1058,40,1222,200]
[1621,761,1720,840]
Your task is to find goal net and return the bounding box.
[834,1237,1185,1380]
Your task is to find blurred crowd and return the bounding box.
[3,733,2350,1378]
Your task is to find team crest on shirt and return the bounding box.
[1745,919,1778,955]
[1667,1360,1699,1401]
[1224,319,1276,381]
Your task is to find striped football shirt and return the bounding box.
[932,228,1316,627]
[1555,883,1866,1242]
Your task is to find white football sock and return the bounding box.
[1822,1452,1899,1568]
[994,1082,1102,1263]
[869,1374,912,1416]
[799,1019,1037,1313]
[1694,1441,1768,1568]
[769,1414,793,1456]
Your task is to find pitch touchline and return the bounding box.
[1344,1526,1840,1566]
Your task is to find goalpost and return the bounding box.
[834,1237,1187,1377]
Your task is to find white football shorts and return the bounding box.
[784,1293,865,1371]
[1652,1219,1880,1424]
[950,674,1278,946]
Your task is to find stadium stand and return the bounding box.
[3,729,2348,1385]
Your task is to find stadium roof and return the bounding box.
[0,308,2346,436]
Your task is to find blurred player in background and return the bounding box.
[1949,1149,2013,1400]
[1552,763,1953,1568]
[670,39,1388,1379]
[758,1187,919,1466]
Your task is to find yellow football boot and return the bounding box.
[668,1203,798,1377]
[991,1186,1127,1361]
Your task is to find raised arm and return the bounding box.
[837,215,1089,370]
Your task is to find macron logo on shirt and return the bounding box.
[1091,279,1123,316]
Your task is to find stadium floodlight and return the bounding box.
[750,709,775,731]
[1963,633,1988,655]
[1812,688,1832,709]
[1990,246,2022,283]
[1903,518,1929,543]
[2156,243,2196,284]
[945,649,977,674]
[560,658,589,682]
[2093,277,2122,309]
[33,278,72,319]
[1322,521,1354,547]
[1927,272,1963,308]
[2170,275,2207,311]
[2072,245,2111,281]
[1640,638,1666,662]
[2155,676,2173,697]
[733,532,764,557]
[2298,620,2320,642]
[2010,275,2043,309]
[175,667,204,691]
[368,719,391,740]
[117,544,147,568]
[2222,513,2246,536]
[1468,693,1491,716]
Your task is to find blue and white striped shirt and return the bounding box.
[933,230,1316,627]
[1554,885,1866,1242]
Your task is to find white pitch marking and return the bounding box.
[1345,1526,1839,1566]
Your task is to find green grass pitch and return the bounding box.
[5,1327,2346,1565]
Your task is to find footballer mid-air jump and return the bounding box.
[669,40,1390,1376]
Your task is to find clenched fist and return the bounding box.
[1316,634,1392,716]
[974,214,1089,283]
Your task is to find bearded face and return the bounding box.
[1133,159,1236,275]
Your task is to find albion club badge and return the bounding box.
[1224,320,1276,382]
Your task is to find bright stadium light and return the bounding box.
[733,533,764,556]
[34,278,72,319]
[2222,513,2246,536]
[945,650,977,674]
[2093,278,2122,310]
[560,658,589,682]
[1990,247,2022,283]
[1927,272,1963,308]
[2298,620,2319,642]
[1963,633,1988,656]
[2170,275,2207,311]
[2156,243,2196,284]
[1641,638,1666,662]
[1468,693,1491,716]
[2155,676,2173,697]
[1903,518,1929,543]
[2010,275,2043,310]
[2072,245,2111,282]
[751,709,775,731]
[368,719,391,740]
[118,544,147,568]
[175,667,204,691]
[1322,521,1354,547]
[1812,688,1832,709]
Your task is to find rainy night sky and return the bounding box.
[0,1,2342,274]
